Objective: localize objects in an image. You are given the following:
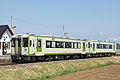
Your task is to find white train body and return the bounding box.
[11,34,116,61]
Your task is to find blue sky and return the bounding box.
[0,0,120,43]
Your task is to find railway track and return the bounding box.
[0,62,16,66]
[0,55,118,67]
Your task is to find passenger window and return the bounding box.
[73,42,77,48]
[55,42,64,48]
[109,45,112,49]
[73,43,75,48]
[52,42,55,48]
[97,44,102,49]
[46,41,52,48]
[38,40,41,47]
[103,44,106,49]
[78,43,81,49]
[65,42,72,48]
[23,38,28,47]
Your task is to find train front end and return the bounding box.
[11,34,29,62]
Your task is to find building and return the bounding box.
[0,25,13,55]
[117,43,120,49]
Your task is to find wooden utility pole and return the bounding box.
[11,16,13,33]
[63,25,68,37]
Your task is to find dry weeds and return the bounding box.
[0,56,119,80]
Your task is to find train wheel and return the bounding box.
[108,54,112,57]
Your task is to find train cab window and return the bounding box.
[65,42,72,48]
[11,38,16,47]
[18,39,21,47]
[46,41,52,48]
[23,38,28,47]
[38,40,41,47]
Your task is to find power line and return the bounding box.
[0,14,62,27]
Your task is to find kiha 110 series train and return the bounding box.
[11,34,116,62]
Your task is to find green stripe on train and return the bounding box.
[44,53,82,56]
[44,52,114,56]
[96,52,113,54]
[28,36,30,56]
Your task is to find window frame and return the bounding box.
[38,40,41,47]
[65,42,72,48]
[23,38,28,47]
[46,41,52,48]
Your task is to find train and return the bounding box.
[11,34,116,62]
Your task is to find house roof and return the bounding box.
[0,25,14,38]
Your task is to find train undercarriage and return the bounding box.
[11,53,116,63]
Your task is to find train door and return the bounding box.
[83,42,86,52]
[93,43,95,51]
[11,38,22,55]
[86,42,89,53]
[29,36,37,55]
[113,43,115,51]
[90,43,93,53]
[17,39,21,54]
[88,42,90,53]
[33,38,37,54]
[37,39,42,52]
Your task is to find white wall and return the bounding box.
[0,29,12,55]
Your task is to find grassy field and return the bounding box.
[0,57,119,80]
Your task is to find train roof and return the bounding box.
[12,34,85,41]
[12,34,115,43]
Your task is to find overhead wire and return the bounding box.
[0,14,62,27]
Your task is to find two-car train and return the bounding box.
[11,34,116,62]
